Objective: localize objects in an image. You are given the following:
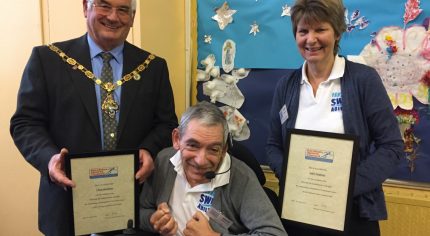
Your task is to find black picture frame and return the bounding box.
[278,129,358,235]
[65,150,139,235]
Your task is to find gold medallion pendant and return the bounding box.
[102,93,119,118]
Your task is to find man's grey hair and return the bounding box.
[178,101,229,145]
[87,0,137,12]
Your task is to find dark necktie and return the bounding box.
[100,52,118,150]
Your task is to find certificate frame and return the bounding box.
[279,129,358,235]
[65,150,139,236]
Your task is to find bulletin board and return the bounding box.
[195,0,430,183]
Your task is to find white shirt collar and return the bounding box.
[170,150,231,193]
[301,55,345,84]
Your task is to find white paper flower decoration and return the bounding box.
[359,25,430,109]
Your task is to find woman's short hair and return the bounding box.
[290,0,346,55]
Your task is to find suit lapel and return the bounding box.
[64,35,101,137]
[117,42,148,139]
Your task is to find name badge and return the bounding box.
[279,104,288,124]
[207,207,233,229]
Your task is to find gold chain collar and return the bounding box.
[47,44,155,118]
[47,44,155,92]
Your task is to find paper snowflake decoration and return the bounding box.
[204,35,212,44]
[249,22,260,36]
[212,2,237,30]
[281,4,291,17]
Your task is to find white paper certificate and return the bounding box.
[280,129,357,232]
[69,152,137,235]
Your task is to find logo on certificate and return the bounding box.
[89,167,118,179]
[305,149,334,163]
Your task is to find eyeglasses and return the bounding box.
[92,3,132,20]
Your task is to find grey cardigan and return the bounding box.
[266,58,404,220]
[140,147,287,236]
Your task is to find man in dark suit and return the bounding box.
[10,0,178,235]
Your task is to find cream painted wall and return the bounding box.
[0,1,43,235]
[140,1,187,115]
[1,0,187,235]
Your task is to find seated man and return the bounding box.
[140,101,287,236]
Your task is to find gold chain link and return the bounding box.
[47,44,155,93]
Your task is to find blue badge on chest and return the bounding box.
[330,92,342,112]
[197,191,215,212]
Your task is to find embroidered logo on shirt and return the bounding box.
[197,191,214,212]
[331,92,342,112]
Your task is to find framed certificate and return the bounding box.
[279,129,358,234]
[65,150,139,236]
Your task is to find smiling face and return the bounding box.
[295,19,339,66]
[172,119,226,187]
[83,0,135,51]
[290,0,347,62]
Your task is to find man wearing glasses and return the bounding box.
[10,0,178,235]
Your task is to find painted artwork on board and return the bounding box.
[196,0,430,182]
